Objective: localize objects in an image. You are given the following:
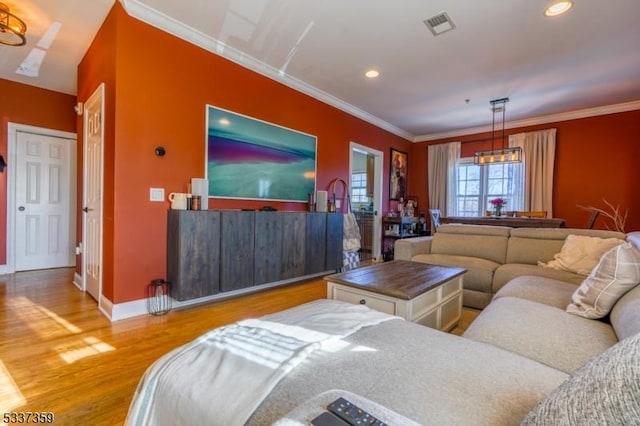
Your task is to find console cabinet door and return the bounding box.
[280,212,306,280]
[167,210,220,301]
[254,212,283,285]
[220,211,255,292]
[305,213,327,274]
[326,213,344,271]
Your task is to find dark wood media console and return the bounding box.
[167,210,344,301]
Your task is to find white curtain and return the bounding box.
[428,142,460,217]
[509,128,557,217]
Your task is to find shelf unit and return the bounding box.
[382,216,418,260]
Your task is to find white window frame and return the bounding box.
[454,158,521,216]
[351,172,368,204]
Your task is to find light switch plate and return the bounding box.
[150,187,165,202]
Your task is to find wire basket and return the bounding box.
[146,279,172,316]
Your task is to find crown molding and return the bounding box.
[119,0,413,141]
[414,100,640,142]
[118,1,640,144]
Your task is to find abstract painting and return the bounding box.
[206,105,317,202]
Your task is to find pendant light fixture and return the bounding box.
[473,97,522,165]
[0,2,26,46]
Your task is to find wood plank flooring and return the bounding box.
[0,267,477,425]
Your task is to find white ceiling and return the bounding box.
[2,0,639,141]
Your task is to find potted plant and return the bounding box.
[490,198,507,216]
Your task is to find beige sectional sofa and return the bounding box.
[394,224,627,309]
[464,274,640,373]
[132,231,640,424]
[255,227,640,422]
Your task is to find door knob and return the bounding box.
[18,206,25,211]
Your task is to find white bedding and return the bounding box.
[125,299,398,426]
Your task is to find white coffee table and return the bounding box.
[325,260,466,331]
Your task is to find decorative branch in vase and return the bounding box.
[578,199,628,233]
[490,197,507,216]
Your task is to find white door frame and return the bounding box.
[3,123,77,275]
[349,142,384,260]
[81,83,105,306]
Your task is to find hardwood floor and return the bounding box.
[0,268,478,425]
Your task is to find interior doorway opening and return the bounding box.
[349,142,383,262]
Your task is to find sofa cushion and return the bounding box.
[566,242,640,319]
[506,228,626,266]
[463,297,618,373]
[251,316,568,426]
[394,236,433,261]
[628,231,640,250]
[521,331,640,426]
[610,284,640,340]
[492,263,584,294]
[431,224,509,264]
[461,289,492,310]
[539,234,624,275]
[493,275,576,309]
[412,253,497,294]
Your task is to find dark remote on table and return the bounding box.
[326,397,387,426]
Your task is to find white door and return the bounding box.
[15,132,76,271]
[82,84,105,302]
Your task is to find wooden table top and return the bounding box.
[440,216,566,228]
[325,260,466,300]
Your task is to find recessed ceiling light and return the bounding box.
[365,69,380,79]
[544,1,573,17]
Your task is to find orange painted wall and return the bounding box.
[410,109,640,231]
[77,6,117,301]
[0,79,76,265]
[79,4,411,304]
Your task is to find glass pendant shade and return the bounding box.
[0,3,27,46]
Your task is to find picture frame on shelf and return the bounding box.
[389,148,408,200]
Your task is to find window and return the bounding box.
[351,172,368,203]
[454,159,521,216]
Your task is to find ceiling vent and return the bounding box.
[424,12,456,36]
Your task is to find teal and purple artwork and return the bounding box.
[206,105,317,202]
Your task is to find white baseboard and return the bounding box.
[0,264,13,275]
[101,271,330,322]
[73,272,83,290]
[99,296,148,322]
[99,295,113,320]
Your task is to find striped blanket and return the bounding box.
[125,299,398,426]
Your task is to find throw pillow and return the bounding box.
[521,332,640,426]
[539,234,623,275]
[566,242,640,319]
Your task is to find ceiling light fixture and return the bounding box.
[473,97,522,166]
[544,1,574,17]
[365,69,380,79]
[0,2,27,46]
